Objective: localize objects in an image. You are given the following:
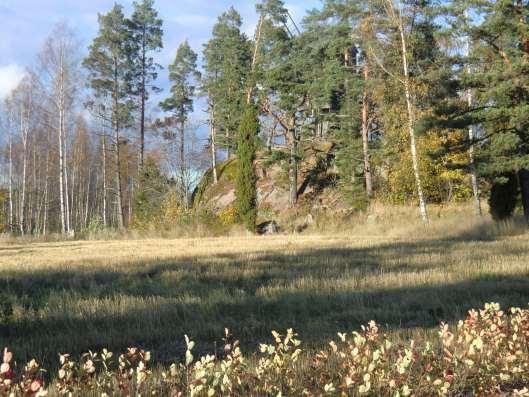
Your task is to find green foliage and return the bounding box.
[83,4,134,126]
[489,173,519,222]
[0,190,7,233]
[192,158,238,207]
[335,133,368,210]
[429,0,529,217]
[262,149,289,168]
[0,293,13,323]
[127,0,164,99]
[84,217,105,236]
[159,41,200,123]
[235,105,259,232]
[218,206,238,226]
[133,158,171,228]
[202,7,251,154]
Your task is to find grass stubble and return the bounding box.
[0,205,528,374]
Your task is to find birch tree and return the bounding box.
[366,0,429,222]
[38,23,80,234]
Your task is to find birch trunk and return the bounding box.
[394,1,429,222]
[43,139,50,235]
[84,168,91,228]
[467,95,482,216]
[20,103,29,235]
[361,63,374,198]
[8,112,14,234]
[58,60,68,234]
[64,136,71,234]
[464,11,482,216]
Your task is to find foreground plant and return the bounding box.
[2,303,529,396]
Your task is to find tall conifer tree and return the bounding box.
[203,8,251,159]
[84,4,133,229]
[159,41,200,208]
[128,0,163,170]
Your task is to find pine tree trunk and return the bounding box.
[288,122,298,207]
[247,15,265,105]
[362,63,373,199]
[139,71,146,170]
[113,61,125,229]
[102,134,108,228]
[139,29,147,170]
[180,119,188,209]
[114,118,124,229]
[210,116,218,185]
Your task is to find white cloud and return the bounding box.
[0,64,24,99]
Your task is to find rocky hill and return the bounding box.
[193,142,352,231]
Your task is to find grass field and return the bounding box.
[1,209,529,371]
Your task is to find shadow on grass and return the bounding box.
[1,225,528,368]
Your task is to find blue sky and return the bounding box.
[0,0,323,99]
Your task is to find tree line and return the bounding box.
[1,0,528,235]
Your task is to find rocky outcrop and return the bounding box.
[193,143,346,226]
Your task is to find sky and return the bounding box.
[0,0,323,100]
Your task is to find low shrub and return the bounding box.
[1,303,529,396]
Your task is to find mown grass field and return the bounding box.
[1,209,529,371]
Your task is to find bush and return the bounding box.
[218,206,238,226]
[2,303,529,396]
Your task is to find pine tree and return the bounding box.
[430,0,529,224]
[159,41,200,208]
[84,4,133,229]
[128,0,163,170]
[235,105,259,231]
[302,0,370,207]
[254,0,311,207]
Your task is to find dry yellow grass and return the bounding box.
[0,206,528,372]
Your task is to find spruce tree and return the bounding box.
[203,8,251,157]
[235,105,259,232]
